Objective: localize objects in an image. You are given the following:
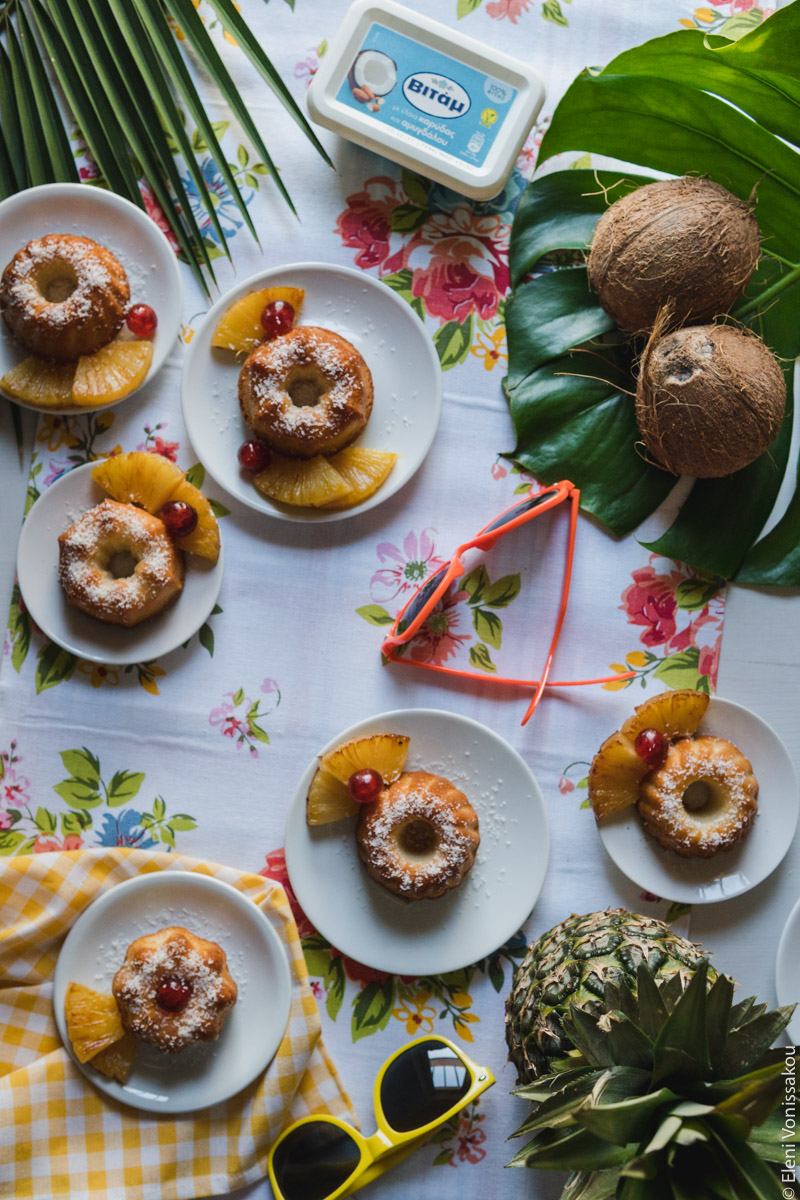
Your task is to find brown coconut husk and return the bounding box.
[635,317,785,478]
[587,177,760,336]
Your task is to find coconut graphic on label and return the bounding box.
[348,50,397,109]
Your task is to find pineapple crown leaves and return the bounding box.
[509,962,796,1199]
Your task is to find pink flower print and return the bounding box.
[386,207,509,325]
[140,181,179,253]
[486,0,533,22]
[2,766,31,810]
[149,437,179,462]
[0,811,11,830]
[261,677,280,695]
[621,564,680,648]
[698,636,721,692]
[409,587,471,665]
[335,177,405,270]
[294,49,319,89]
[33,834,83,853]
[640,891,660,903]
[558,777,574,795]
[370,529,446,604]
[456,1122,487,1164]
[491,461,507,481]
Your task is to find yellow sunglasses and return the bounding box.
[268,1036,495,1200]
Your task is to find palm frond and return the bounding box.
[0,0,330,293]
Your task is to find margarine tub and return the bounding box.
[306,0,545,201]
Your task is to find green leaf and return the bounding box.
[351,979,395,1042]
[5,19,51,187]
[462,565,489,604]
[60,749,101,787]
[577,1087,679,1146]
[651,648,703,691]
[325,956,345,1022]
[152,795,166,821]
[185,463,205,487]
[562,1169,623,1200]
[167,816,197,832]
[380,269,414,301]
[209,498,230,517]
[35,643,77,693]
[456,0,482,16]
[469,643,497,674]
[53,779,102,810]
[232,687,245,706]
[652,960,711,1086]
[17,3,80,184]
[35,808,57,835]
[432,1150,453,1166]
[249,723,270,745]
[675,578,720,611]
[542,0,568,26]
[389,203,429,234]
[433,316,473,371]
[355,604,394,626]
[508,1126,636,1171]
[401,170,430,206]
[0,831,26,856]
[0,42,26,192]
[717,11,764,40]
[198,623,215,657]
[473,607,502,649]
[106,769,145,808]
[61,811,91,835]
[237,143,249,168]
[483,573,521,608]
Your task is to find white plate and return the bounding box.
[16,462,224,665]
[53,872,292,1113]
[181,263,442,522]
[599,697,798,904]
[776,898,800,1043]
[284,708,550,976]
[0,182,183,414]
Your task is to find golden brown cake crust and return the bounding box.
[238,325,373,458]
[0,234,129,362]
[58,499,184,628]
[637,735,758,858]
[355,771,480,901]
[112,926,237,1053]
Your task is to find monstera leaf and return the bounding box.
[505,6,800,584]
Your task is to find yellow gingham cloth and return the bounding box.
[0,848,355,1200]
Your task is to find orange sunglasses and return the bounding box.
[382,480,633,724]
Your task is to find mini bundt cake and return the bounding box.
[58,499,184,628]
[112,926,238,1053]
[0,234,129,362]
[238,325,373,458]
[355,771,480,901]
[638,735,758,858]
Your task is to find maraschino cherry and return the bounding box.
[160,500,198,538]
[634,728,668,771]
[126,304,158,338]
[238,439,271,472]
[156,976,192,1012]
[348,769,384,804]
[260,300,295,340]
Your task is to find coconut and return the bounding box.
[587,177,760,335]
[635,323,785,478]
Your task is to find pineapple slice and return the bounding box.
[323,448,397,509]
[588,730,650,820]
[91,1031,137,1084]
[72,340,153,406]
[253,453,352,508]
[211,286,305,355]
[620,689,710,744]
[65,982,125,1063]
[91,451,220,564]
[320,734,410,787]
[92,450,182,513]
[306,766,360,825]
[0,356,76,407]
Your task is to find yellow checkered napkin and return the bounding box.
[0,848,355,1200]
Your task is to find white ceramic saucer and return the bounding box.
[0,182,182,413]
[16,462,223,665]
[284,708,550,976]
[53,871,291,1113]
[598,697,798,904]
[181,263,442,521]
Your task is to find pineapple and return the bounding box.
[589,689,710,820]
[320,733,410,786]
[505,909,795,1198]
[253,453,352,508]
[620,687,709,743]
[322,447,397,508]
[0,356,76,407]
[588,729,650,819]
[65,982,126,1063]
[306,767,360,825]
[211,286,305,355]
[72,339,153,405]
[90,1031,137,1084]
[91,451,220,564]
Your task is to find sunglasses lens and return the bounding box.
[482,488,557,535]
[379,1039,472,1133]
[396,565,448,635]
[272,1121,361,1200]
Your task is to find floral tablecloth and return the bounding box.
[0,1,777,1196]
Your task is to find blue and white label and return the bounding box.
[335,22,517,169]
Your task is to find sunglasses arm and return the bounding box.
[340,1133,430,1196]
